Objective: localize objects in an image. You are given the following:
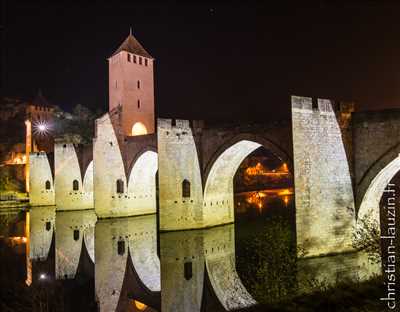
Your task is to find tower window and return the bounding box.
[137,80,140,89]
[118,240,125,255]
[137,100,141,109]
[115,80,117,89]
[139,57,142,65]
[182,179,191,198]
[184,262,193,280]
[145,59,148,66]
[127,54,131,62]
[72,180,79,191]
[133,55,137,63]
[45,221,51,231]
[116,179,124,193]
[45,180,51,190]
[73,229,80,241]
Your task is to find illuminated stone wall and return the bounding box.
[29,152,55,206]
[93,113,157,218]
[29,206,55,261]
[54,143,93,210]
[291,96,355,257]
[109,50,155,135]
[353,109,400,216]
[158,118,293,231]
[158,119,204,231]
[55,210,96,279]
[95,215,160,311]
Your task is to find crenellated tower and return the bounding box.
[108,30,155,136]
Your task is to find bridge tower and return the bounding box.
[108,29,155,136]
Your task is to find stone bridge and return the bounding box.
[27,95,398,311]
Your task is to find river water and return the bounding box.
[0,191,380,311]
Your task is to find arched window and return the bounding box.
[182,179,191,198]
[127,54,131,62]
[72,180,79,191]
[73,229,80,241]
[137,80,140,89]
[45,180,51,190]
[137,99,141,109]
[131,122,147,136]
[118,240,125,255]
[116,179,124,193]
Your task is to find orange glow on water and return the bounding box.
[132,300,147,310]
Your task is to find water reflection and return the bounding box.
[19,203,382,311]
[95,214,160,311]
[160,224,256,312]
[29,205,55,261]
[235,188,294,215]
[55,209,96,279]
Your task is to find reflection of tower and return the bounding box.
[108,30,155,136]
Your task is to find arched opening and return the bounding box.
[131,122,147,136]
[127,150,158,214]
[203,140,293,226]
[204,139,295,304]
[182,179,191,198]
[357,156,400,268]
[72,180,79,191]
[45,180,51,190]
[116,179,124,193]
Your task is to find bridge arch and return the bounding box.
[203,135,292,228]
[358,152,400,232]
[127,150,158,215]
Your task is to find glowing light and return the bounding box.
[33,120,51,136]
[283,196,289,205]
[133,300,147,310]
[278,188,293,196]
[131,122,148,136]
[39,273,47,280]
[245,162,289,177]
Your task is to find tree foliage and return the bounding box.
[236,217,302,304]
[352,211,382,264]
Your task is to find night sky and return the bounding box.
[2,1,400,122]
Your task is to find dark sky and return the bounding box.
[2,1,400,121]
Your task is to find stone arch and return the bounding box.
[203,137,292,228]
[356,142,400,214]
[127,150,158,214]
[203,133,293,184]
[358,154,400,232]
[83,160,93,193]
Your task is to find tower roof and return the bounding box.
[111,33,153,59]
[31,89,53,107]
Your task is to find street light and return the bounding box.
[33,120,50,136]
